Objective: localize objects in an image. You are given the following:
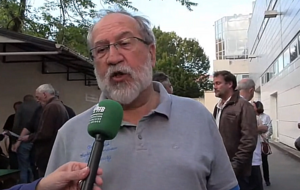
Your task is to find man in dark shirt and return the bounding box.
[54,90,76,119]
[2,101,22,169]
[153,72,173,94]
[14,105,43,181]
[12,95,39,183]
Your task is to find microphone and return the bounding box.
[80,99,123,190]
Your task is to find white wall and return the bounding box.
[0,61,100,130]
[213,59,249,74]
[260,58,300,147]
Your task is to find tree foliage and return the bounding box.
[0,0,197,57]
[153,26,213,98]
[0,0,208,97]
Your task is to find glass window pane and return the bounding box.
[242,74,249,78]
[218,51,223,60]
[298,35,300,55]
[222,41,225,52]
[269,0,276,10]
[226,31,237,40]
[226,39,237,56]
[273,60,279,74]
[283,49,290,67]
[290,39,298,62]
[268,64,275,79]
[278,55,284,72]
[261,75,265,84]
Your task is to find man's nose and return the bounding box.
[107,45,123,65]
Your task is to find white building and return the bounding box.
[248,0,300,147]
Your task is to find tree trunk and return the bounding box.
[10,0,27,32]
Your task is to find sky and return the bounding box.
[30,0,254,73]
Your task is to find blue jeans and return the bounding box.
[17,142,33,183]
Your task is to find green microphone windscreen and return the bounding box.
[88,99,123,140]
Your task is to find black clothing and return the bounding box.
[261,153,270,184]
[3,114,19,169]
[237,166,264,190]
[3,114,15,131]
[64,104,76,119]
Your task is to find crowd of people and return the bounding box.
[1,85,75,184]
[1,9,276,190]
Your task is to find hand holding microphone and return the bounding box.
[80,99,123,190]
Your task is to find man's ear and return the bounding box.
[228,81,233,89]
[149,44,156,68]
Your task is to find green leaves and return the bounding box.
[153,26,212,98]
[0,0,198,57]
[103,0,197,11]
[0,0,203,97]
[175,0,198,11]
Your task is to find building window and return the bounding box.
[283,49,290,67]
[269,0,277,10]
[236,74,249,82]
[267,64,274,80]
[261,74,267,85]
[298,35,300,56]
[242,74,249,78]
[278,55,284,72]
[290,39,298,63]
[273,60,279,74]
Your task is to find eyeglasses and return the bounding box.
[90,37,149,60]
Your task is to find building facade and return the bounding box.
[248,0,300,147]
[214,13,251,81]
[202,14,253,113]
[215,14,251,60]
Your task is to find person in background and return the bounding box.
[238,79,268,190]
[45,10,239,190]
[12,95,40,183]
[54,90,76,119]
[253,101,272,186]
[5,161,103,190]
[153,72,173,94]
[296,116,300,150]
[0,134,9,169]
[33,84,69,177]
[237,78,255,102]
[15,103,43,181]
[213,70,257,190]
[2,101,22,169]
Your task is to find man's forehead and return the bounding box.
[213,76,224,81]
[93,13,139,36]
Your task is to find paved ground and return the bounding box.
[265,145,300,190]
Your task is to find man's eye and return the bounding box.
[119,39,131,46]
[96,47,107,53]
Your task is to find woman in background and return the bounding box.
[253,101,273,186]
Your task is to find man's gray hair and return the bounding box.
[54,90,60,98]
[87,10,156,50]
[153,72,170,83]
[36,84,55,95]
[237,78,255,90]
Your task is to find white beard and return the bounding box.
[95,56,153,105]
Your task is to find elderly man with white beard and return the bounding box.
[45,10,239,190]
